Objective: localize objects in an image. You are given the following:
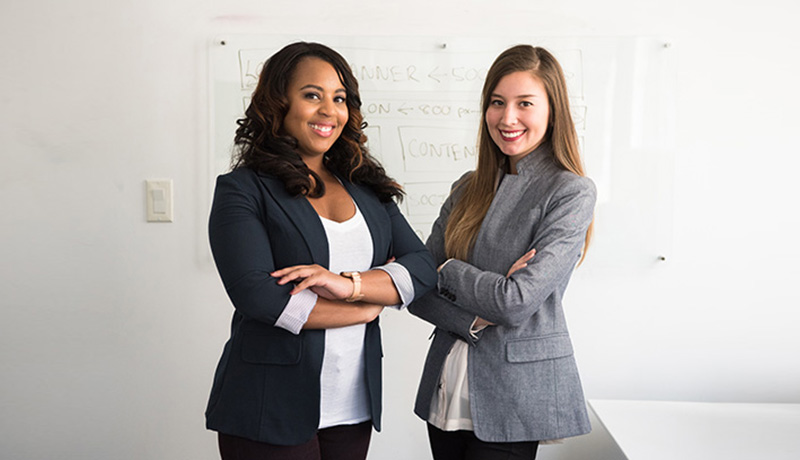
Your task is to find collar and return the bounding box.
[511,142,554,176]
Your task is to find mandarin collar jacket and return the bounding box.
[409,143,596,442]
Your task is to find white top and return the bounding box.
[316,205,374,429]
[428,318,486,431]
[428,339,474,430]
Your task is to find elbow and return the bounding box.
[487,284,542,327]
[492,308,537,328]
[420,263,438,292]
[405,253,438,296]
[418,252,438,290]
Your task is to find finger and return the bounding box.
[275,268,315,285]
[290,275,320,295]
[507,263,526,277]
[271,265,309,278]
[290,270,339,294]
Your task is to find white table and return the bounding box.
[589,399,800,460]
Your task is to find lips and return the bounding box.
[309,122,336,137]
[500,129,525,141]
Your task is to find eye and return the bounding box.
[520,101,533,108]
[334,95,347,104]
[303,92,321,100]
[490,99,504,107]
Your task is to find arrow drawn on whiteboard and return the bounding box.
[397,104,414,115]
[427,66,447,83]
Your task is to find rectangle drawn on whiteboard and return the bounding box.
[556,49,584,99]
[571,104,588,131]
[404,182,452,217]
[399,126,477,172]
[364,126,382,161]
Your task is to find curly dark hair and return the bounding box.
[231,42,403,202]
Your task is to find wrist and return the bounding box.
[340,271,365,302]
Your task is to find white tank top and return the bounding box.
[317,204,374,429]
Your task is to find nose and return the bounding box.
[318,96,335,117]
[501,105,518,126]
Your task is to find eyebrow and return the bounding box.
[491,93,541,99]
[300,84,346,94]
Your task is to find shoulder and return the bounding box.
[451,170,474,191]
[446,170,475,202]
[544,171,597,219]
[551,169,596,197]
[212,168,293,212]
[216,167,257,188]
[216,167,284,193]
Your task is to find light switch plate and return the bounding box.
[146,179,173,222]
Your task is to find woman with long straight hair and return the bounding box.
[409,45,596,460]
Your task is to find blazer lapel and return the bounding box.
[258,174,330,268]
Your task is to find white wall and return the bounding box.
[1,0,798,459]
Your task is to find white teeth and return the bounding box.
[501,130,523,139]
[310,123,333,132]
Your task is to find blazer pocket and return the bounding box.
[241,329,303,365]
[506,333,574,363]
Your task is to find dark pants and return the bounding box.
[218,421,372,460]
[427,423,539,460]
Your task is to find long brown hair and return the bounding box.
[232,42,402,202]
[444,45,593,262]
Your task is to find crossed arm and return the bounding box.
[208,173,433,332]
[271,262,401,329]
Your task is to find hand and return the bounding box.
[474,316,494,327]
[271,264,354,300]
[506,249,535,277]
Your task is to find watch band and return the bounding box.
[341,271,365,302]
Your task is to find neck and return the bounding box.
[507,158,519,175]
[302,154,326,176]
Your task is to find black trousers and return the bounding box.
[427,423,539,460]
[218,421,372,460]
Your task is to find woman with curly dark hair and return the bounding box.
[205,42,437,460]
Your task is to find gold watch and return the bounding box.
[340,271,365,302]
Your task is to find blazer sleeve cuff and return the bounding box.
[375,262,415,310]
[274,289,318,335]
[436,258,474,304]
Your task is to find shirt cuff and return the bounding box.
[274,289,318,335]
[375,262,415,310]
[469,316,488,340]
[437,258,454,273]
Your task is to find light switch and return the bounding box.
[146,179,173,222]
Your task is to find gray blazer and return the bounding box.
[408,143,596,442]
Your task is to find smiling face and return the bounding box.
[283,57,349,162]
[484,71,550,172]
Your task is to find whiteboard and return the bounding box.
[209,35,675,269]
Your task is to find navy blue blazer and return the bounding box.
[205,167,437,445]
